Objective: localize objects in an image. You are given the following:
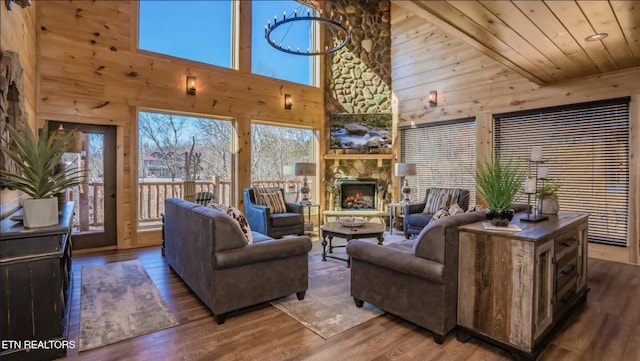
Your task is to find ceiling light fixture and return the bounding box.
[265,7,351,56]
[585,33,608,42]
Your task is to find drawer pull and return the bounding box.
[560,264,575,275]
[560,289,576,303]
[560,238,576,247]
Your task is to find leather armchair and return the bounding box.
[164,198,312,324]
[404,188,470,238]
[244,188,305,238]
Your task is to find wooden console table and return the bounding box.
[457,211,588,361]
[0,202,75,361]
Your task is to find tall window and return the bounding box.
[251,123,316,202]
[400,119,476,205]
[252,1,316,86]
[137,111,233,228]
[494,98,630,246]
[138,1,235,68]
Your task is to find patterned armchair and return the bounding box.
[403,188,470,238]
[244,188,305,238]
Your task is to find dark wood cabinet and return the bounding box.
[457,211,588,361]
[0,202,74,361]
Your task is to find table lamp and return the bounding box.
[395,163,417,203]
[294,162,316,205]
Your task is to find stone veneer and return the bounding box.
[321,1,393,211]
[324,0,391,115]
[323,159,392,211]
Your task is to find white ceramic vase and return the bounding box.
[22,197,59,228]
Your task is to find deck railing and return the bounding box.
[68,178,303,230]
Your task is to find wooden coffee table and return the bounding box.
[320,222,385,266]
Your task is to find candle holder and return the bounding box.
[522,156,549,223]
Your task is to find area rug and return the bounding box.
[79,259,179,351]
[270,263,383,339]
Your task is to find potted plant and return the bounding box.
[476,155,526,226]
[537,180,561,215]
[0,121,84,227]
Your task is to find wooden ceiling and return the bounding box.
[392,1,640,85]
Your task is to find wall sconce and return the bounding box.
[186,76,196,96]
[428,90,437,108]
[284,94,292,110]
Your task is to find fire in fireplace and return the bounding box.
[340,180,377,210]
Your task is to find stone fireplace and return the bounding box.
[339,179,377,211]
[323,158,392,212]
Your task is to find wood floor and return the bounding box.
[59,242,640,361]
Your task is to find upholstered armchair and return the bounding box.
[403,188,470,238]
[244,188,305,238]
[347,209,487,344]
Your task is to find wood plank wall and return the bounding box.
[390,4,640,264]
[0,2,37,218]
[33,1,324,249]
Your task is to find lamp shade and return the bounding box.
[395,163,417,176]
[294,162,316,176]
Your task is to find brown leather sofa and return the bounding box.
[347,204,526,344]
[164,198,312,324]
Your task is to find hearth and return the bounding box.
[339,180,377,210]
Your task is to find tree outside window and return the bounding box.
[137,111,232,228]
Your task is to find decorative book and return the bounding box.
[482,222,522,232]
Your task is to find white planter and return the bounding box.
[22,198,59,228]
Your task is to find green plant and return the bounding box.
[476,155,526,211]
[538,180,561,197]
[0,121,84,198]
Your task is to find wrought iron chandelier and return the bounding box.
[265,6,352,56]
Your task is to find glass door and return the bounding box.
[49,122,117,249]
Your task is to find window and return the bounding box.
[400,119,477,205]
[138,1,235,68]
[252,1,316,86]
[251,123,316,202]
[494,98,630,246]
[137,111,233,228]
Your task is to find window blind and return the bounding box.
[400,118,476,206]
[494,98,630,246]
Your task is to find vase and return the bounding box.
[486,208,515,226]
[22,198,59,228]
[537,195,559,215]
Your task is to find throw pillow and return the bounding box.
[226,206,253,244]
[252,187,281,206]
[206,200,228,212]
[448,203,465,215]
[422,188,460,214]
[428,208,450,225]
[262,192,287,214]
[467,204,484,212]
